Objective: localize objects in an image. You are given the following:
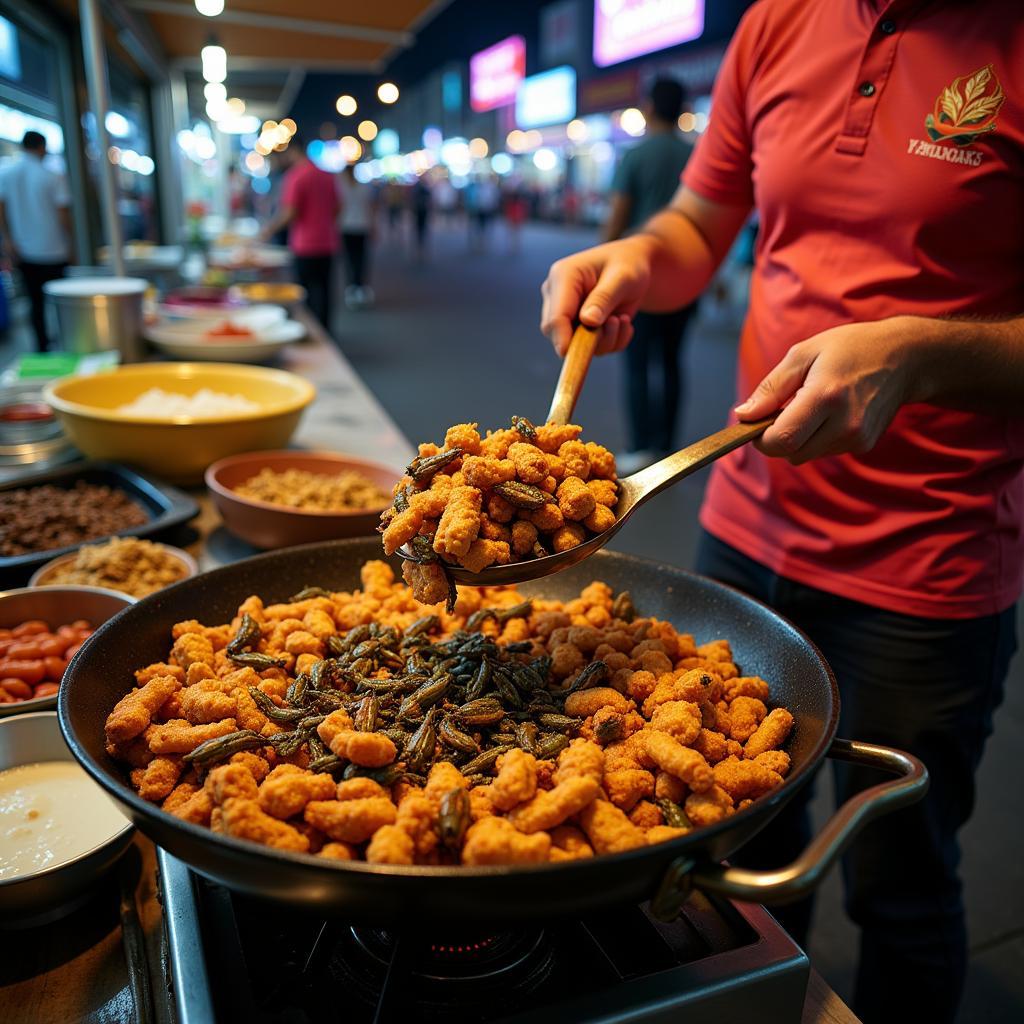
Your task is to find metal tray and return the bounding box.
[0,460,200,583]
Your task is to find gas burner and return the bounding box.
[349,926,549,983]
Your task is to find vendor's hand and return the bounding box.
[540,235,655,356]
[735,317,925,464]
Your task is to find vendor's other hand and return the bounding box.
[540,236,654,356]
[735,317,922,464]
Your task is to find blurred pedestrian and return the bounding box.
[260,133,339,330]
[605,77,695,473]
[503,181,527,253]
[337,163,377,309]
[0,130,72,351]
[467,174,500,250]
[411,175,432,260]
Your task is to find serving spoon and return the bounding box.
[400,324,773,587]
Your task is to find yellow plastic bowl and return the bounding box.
[44,363,316,484]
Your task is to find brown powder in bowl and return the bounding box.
[234,467,391,512]
[42,537,190,597]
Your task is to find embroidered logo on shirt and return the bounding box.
[925,64,1005,147]
[906,64,1004,168]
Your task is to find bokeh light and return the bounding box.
[377,82,399,104]
[490,152,513,175]
[340,135,363,162]
[678,111,696,132]
[566,118,587,142]
[532,147,557,171]
[619,107,646,136]
[335,95,357,116]
[469,137,488,158]
[357,119,378,141]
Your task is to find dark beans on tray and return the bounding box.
[0,481,148,557]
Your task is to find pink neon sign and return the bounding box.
[593,0,705,68]
[470,35,527,112]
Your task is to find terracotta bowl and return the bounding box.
[205,450,402,550]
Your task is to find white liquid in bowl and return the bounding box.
[0,761,130,880]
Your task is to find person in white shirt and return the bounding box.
[337,164,377,309]
[0,131,72,351]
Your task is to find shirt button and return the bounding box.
[880,19,895,34]
[859,81,876,97]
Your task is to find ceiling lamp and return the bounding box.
[195,0,224,16]
[201,44,226,84]
[335,94,357,116]
[377,82,399,104]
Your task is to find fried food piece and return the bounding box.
[468,785,494,822]
[171,632,215,671]
[625,669,658,703]
[553,738,605,786]
[479,428,518,459]
[162,781,200,815]
[645,825,688,844]
[510,518,539,557]
[642,670,714,717]
[401,559,451,606]
[728,696,767,743]
[648,700,702,745]
[423,761,469,804]
[137,756,183,802]
[444,423,482,455]
[583,503,616,533]
[460,538,511,574]
[552,523,587,552]
[754,750,791,777]
[105,673,182,744]
[432,485,484,559]
[556,477,596,522]
[319,841,357,860]
[462,816,551,865]
[684,784,734,827]
[578,799,646,854]
[724,676,771,702]
[583,442,616,478]
[654,770,688,803]
[524,501,564,532]
[337,777,389,801]
[604,769,654,811]
[691,728,730,764]
[628,800,663,830]
[479,515,512,544]
[220,797,310,852]
[318,710,398,768]
[586,478,618,506]
[367,823,416,864]
[712,756,784,802]
[165,786,213,825]
[461,456,517,491]
[395,791,438,859]
[643,731,714,793]
[490,748,538,811]
[205,763,260,804]
[507,776,600,833]
[507,442,549,484]
[563,687,632,718]
[534,422,583,454]
[557,440,590,481]
[548,824,594,862]
[381,504,426,556]
[180,684,236,725]
[258,769,337,819]
[744,708,794,759]
[486,492,516,523]
[304,797,397,844]
[147,718,237,755]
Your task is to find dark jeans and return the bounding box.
[19,260,67,351]
[624,305,696,452]
[293,254,333,330]
[695,530,1016,1024]
[341,232,369,288]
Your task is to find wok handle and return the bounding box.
[651,738,928,918]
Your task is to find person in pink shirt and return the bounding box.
[261,135,340,329]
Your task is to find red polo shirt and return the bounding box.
[683,0,1024,619]
[281,158,339,257]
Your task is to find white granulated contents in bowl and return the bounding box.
[116,387,261,417]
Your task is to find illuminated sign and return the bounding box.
[593,0,705,68]
[470,35,525,112]
[515,66,576,129]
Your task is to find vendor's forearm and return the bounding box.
[907,314,1024,412]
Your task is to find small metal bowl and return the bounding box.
[0,586,135,718]
[0,711,134,927]
[28,544,198,594]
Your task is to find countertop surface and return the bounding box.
[0,313,859,1024]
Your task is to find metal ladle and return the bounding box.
[403,324,773,586]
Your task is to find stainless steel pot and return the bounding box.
[43,277,148,362]
[0,711,134,927]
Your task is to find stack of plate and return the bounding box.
[144,305,305,362]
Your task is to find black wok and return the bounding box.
[58,539,927,925]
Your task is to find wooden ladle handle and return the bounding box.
[546,324,599,426]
